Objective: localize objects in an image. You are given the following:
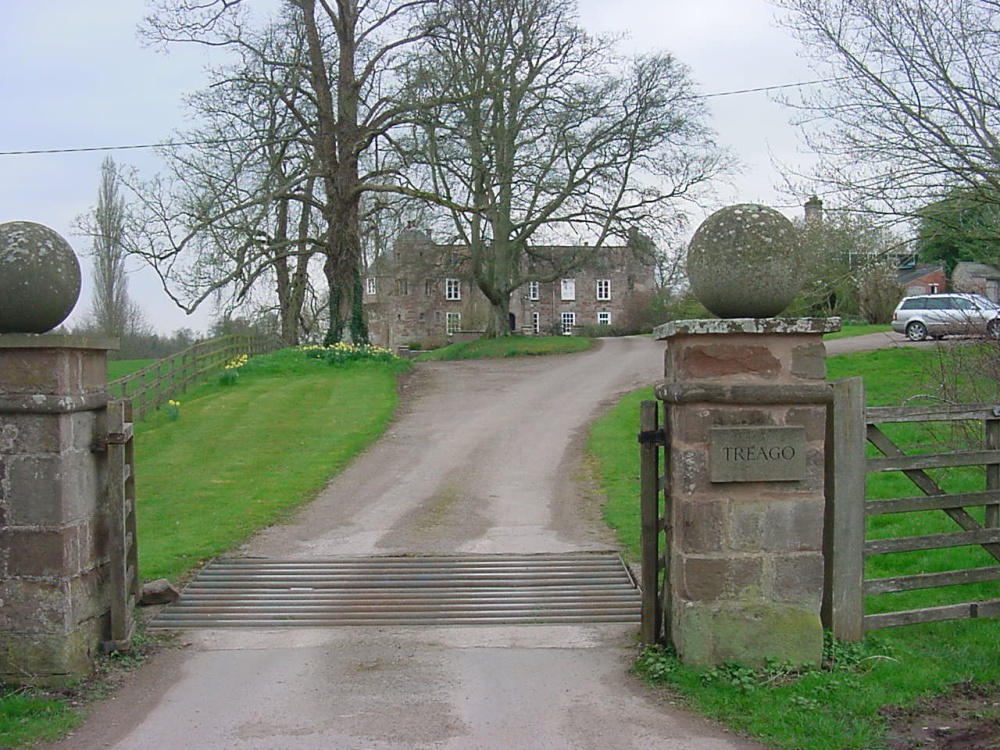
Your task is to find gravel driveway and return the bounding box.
[49,335,802,750]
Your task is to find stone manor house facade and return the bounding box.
[364,228,657,350]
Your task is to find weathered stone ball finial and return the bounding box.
[686,204,806,319]
[0,221,82,334]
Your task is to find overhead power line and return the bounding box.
[0,76,838,158]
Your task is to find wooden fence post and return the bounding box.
[987,415,999,530]
[824,377,867,641]
[105,400,139,650]
[639,400,662,645]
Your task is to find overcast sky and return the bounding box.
[0,0,819,335]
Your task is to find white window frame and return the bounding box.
[528,281,540,301]
[596,279,611,301]
[446,278,461,301]
[531,312,540,334]
[560,278,576,301]
[561,312,576,335]
[446,311,461,334]
[366,277,377,295]
[598,311,611,327]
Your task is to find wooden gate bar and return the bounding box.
[988,417,1000,529]
[638,400,662,645]
[104,400,139,651]
[824,377,867,641]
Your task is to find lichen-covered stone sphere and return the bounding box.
[686,204,805,319]
[0,221,81,334]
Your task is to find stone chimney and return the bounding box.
[804,196,823,226]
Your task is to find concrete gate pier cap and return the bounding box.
[686,203,806,319]
[0,221,82,334]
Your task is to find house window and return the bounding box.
[366,277,377,295]
[531,312,540,334]
[596,279,611,301]
[446,278,461,300]
[425,279,435,295]
[396,279,408,296]
[528,281,540,301]
[561,279,576,301]
[561,312,576,335]
[929,283,940,294]
[446,312,461,334]
[598,311,611,327]
[627,276,635,292]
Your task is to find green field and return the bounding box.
[107,359,155,381]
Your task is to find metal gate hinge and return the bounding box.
[637,429,666,446]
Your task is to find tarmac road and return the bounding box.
[46,331,905,750]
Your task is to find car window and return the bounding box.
[952,298,974,310]
[901,298,925,310]
[926,298,951,309]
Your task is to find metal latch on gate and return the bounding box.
[92,428,134,453]
[637,428,666,446]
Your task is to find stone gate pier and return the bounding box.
[654,317,839,666]
[0,336,118,683]
[651,202,840,667]
[0,221,119,684]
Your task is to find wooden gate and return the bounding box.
[860,400,999,632]
[102,400,140,651]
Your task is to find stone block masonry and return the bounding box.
[0,335,117,685]
[654,318,840,667]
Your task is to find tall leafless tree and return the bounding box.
[143,0,437,344]
[129,13,322,344]
[78,156,146,340]
[775,0,1000,216]
[399,0,729,336]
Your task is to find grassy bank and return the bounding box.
[415,334,591,360]
[135,346,408,583]
[588,344,1000,749]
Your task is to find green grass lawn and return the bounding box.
[415,334,591,360]
[134,347,408,583]
[588,345,1000,750]
[107,359,156,381]
[823,323,892,340]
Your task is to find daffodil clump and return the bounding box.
[301,342,401,366]
[165,399,181,420]
[218,353,249,385]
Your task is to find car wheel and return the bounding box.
[988,320,1000,339]
[906,321,928,341]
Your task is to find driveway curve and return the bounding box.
[49,336,778,750]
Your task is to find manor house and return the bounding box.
[364,228,656,350]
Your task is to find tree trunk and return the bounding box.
[483,294,513,338]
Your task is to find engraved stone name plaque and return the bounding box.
[710,426,807,483]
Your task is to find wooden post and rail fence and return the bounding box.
[639,377,1000,646]
[108,333,282,420]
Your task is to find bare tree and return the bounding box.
[775,0,1000,215]
[129,13,321,345]
[400,0,729,336]
[143,0,437,344]
[78,156,147,340]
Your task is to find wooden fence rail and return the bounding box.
[108,334,282,420]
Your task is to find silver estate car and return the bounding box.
[891,293,1000,341]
